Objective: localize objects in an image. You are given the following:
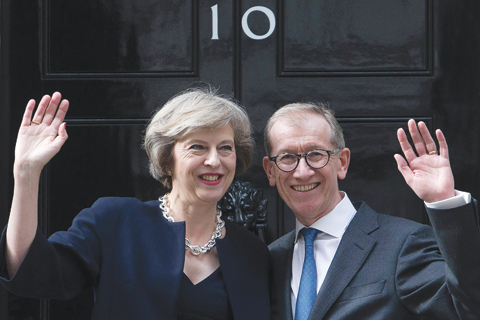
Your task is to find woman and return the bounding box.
[0,89,270,319]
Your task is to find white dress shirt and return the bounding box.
[290,190,471,317]
[291,192,356,316]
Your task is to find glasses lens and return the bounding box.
[306,150,329,168]
[276,153,298,171]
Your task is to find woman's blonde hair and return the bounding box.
[144,88,254,188]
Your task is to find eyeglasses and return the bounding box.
[269,148,341,172]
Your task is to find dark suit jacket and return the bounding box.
[0,197,271,320]
[269,201,480,320]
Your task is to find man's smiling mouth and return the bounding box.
[291,183,319,192]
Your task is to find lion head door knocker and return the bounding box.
[217,181,268,242]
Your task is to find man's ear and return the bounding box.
[263,156,277,187]
[336,148,350,180]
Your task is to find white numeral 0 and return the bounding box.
[211,5,276,40]
[241,6,276,40]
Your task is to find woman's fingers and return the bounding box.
[52,123,69,149]
[41,92,63,126]
[50,99,69,130]
[21,99,37,127]
[23,92,68,130]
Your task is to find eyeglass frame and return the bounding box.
[269,148,341,172]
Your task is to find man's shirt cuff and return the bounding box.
[425,190,471,209]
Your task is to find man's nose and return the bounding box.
[293,157,314,178]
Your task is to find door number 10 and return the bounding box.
[211,5,276,40]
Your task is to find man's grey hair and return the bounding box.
[264,102,345,156]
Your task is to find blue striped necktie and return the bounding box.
[295,228,321,320]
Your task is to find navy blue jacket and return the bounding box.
[269,201,480,320]
[0,197,271,320]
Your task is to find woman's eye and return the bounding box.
[190,144,205,150]
[219,145,234,155]
[220,145,233,151]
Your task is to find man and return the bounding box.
[263,102,480,320]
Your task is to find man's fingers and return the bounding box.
[397,128,417,164]
[394,154,413,185]
[417,121,437,155]
[408,119,428,156]
[436,129,449,160]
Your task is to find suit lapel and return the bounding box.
[283,247,295,320]
[269,231,296,320]
[308,203,379,320]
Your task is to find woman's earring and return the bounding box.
[166,170,172,176]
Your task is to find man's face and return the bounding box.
[263,113,350,226]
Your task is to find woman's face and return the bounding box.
[170,123,236,206]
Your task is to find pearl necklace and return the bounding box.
[159,194,225,256]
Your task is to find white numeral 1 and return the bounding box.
[211,4,219,40]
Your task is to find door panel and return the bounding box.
[47,0,197,75]
[43,0,236,120]
[281,0,431,74]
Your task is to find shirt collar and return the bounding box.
[295,192,357,242]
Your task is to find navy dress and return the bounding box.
[0,198,271,319]
[177,268,234,320]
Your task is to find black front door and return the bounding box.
[1,0,479,319]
